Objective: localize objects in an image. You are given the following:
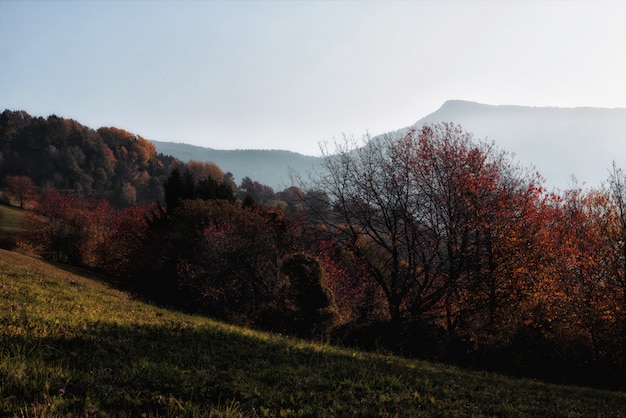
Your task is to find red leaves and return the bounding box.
[4,175,38,209]
[22,190,152,271]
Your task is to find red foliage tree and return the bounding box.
[22,190,114,265]
[4,175,38,208]
[314,123,542,333]
[97,204,153,276]
[318,238,386,321]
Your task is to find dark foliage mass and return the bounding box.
[0,110,171,206]
[4,110,626,390]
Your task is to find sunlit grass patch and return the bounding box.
[0,204,25,235]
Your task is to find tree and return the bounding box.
[318,238,386,321]
[185,160,224,183]
[276,253,338,337]
[22,191,114,265]
[454,151,545,341]
[313,123,539,333]
[4,175,37,208]
[599,162,626,368]
[164,167,235,214]
[542,188,617,366]
[315,131,431,325]
[96,204,153,277]
[172,201,298,322]
[239,176,275,205]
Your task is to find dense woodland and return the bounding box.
[2,109,626,390]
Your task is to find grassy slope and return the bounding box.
[0,203,25,235]
[1,249,625,417]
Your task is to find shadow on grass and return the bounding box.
[2,319,360,416]
[3,318,626,418]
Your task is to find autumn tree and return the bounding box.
[96,204,153,277]
[22,191,113,265]
[454,154,545,342]
[239,176,275,205]
[313,123,541,336]
[318,238,386,322]
[4,175,38,208]
[541,188,618,367]
[599,163,626,368]
[315,131,431,325]
[147,199,300,324]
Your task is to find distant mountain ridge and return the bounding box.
[153,100,626,191]
[150,140,322,191]
[408,100,626,189]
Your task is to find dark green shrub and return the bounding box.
[275,253,338,338]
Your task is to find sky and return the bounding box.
[1,0,625,157]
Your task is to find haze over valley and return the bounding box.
[152,100,626,191]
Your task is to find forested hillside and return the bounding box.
[0,110,175,206]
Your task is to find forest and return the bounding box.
[2,109,626,390]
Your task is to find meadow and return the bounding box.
[0,203,25,247]
[0,249,625,417]
[0,204,24,233]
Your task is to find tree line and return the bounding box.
[314,124,626,388]
[3,113,626,389]
[0,110,173,206]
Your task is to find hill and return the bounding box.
[150,140,322,191]
[1,248,625,417]
[4,103,623,195]
[0,110,175,206]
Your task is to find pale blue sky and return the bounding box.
[1,0,625,156]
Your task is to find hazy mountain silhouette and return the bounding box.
[152,101,626,191]
[150,141,322,191]
[408,100,626,190]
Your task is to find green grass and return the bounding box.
[1,249,625,417]
[0,204,25,235]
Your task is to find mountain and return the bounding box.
[8,102,617,195]
[152,101,626,192]
[407,100,626,190]
[150,140,322,191]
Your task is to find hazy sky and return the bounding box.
[1,0,625,156]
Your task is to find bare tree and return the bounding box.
[312,123,539,334]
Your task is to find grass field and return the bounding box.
[0,203,25,235]
[1,248,625,417]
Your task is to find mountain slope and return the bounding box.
[1,248,625,417]
[408,100,626,190]
[152,101,626,191]
[151,140,322,191]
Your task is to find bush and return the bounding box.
[273,253,339,338]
